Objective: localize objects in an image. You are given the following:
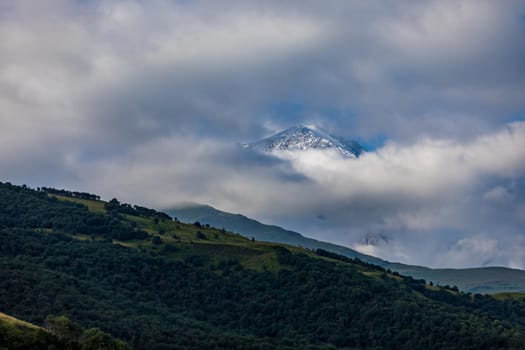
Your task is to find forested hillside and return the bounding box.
[1,182,525,349]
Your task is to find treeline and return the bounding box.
[315,248,388,271]
[40,187,101,201]
[38,183,174,221]
[315,248,463,293]
[104,198,172,221]
[0,182,147,241]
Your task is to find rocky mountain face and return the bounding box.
[242,123,365,158]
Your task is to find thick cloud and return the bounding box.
[67,123,525,268]
[2,0,524,144]
[1,0,525,267]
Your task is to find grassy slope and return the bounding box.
[0,312,61,350]
[52,195,325,273]
[168,204,525,294]
[53,194,107,213]
[0,312,130,350]
[0,312,42,330]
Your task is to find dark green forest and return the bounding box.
[0,182,525,349]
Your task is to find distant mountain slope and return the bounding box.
[169,204,525,294]
[168,204,385,265]
[390,263,525,294]
[242,123,365,158]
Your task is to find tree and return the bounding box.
[81,328,129,350]
[45,315,83,343]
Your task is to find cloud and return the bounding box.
[437,236,499,267]
[58,122,525,268]
[483,186,516,205]
[264,123,525,267]
[1,0,525,268]
[1,0,524,148]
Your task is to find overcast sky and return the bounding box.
[1,0,525,268]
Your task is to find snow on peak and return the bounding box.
[242,124,365,158]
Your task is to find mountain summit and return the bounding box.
[242,123,364,158]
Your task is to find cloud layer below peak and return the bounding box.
[1,0,525,268]
[61,122,525,269]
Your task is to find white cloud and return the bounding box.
[284,122,525,204]
[0,0,524,268]
[55,122,525,268]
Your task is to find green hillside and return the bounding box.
[0,311,128,350]
[169,204,525,294]
[1,182,525,349]
[168,204,386,264]
[0,312,58,350]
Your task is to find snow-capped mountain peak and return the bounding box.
[242,123,364,158]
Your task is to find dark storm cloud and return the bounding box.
[1,0,525,267]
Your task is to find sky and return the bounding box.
[1,0,525,268]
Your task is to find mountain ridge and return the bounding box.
[242,123,365,158]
